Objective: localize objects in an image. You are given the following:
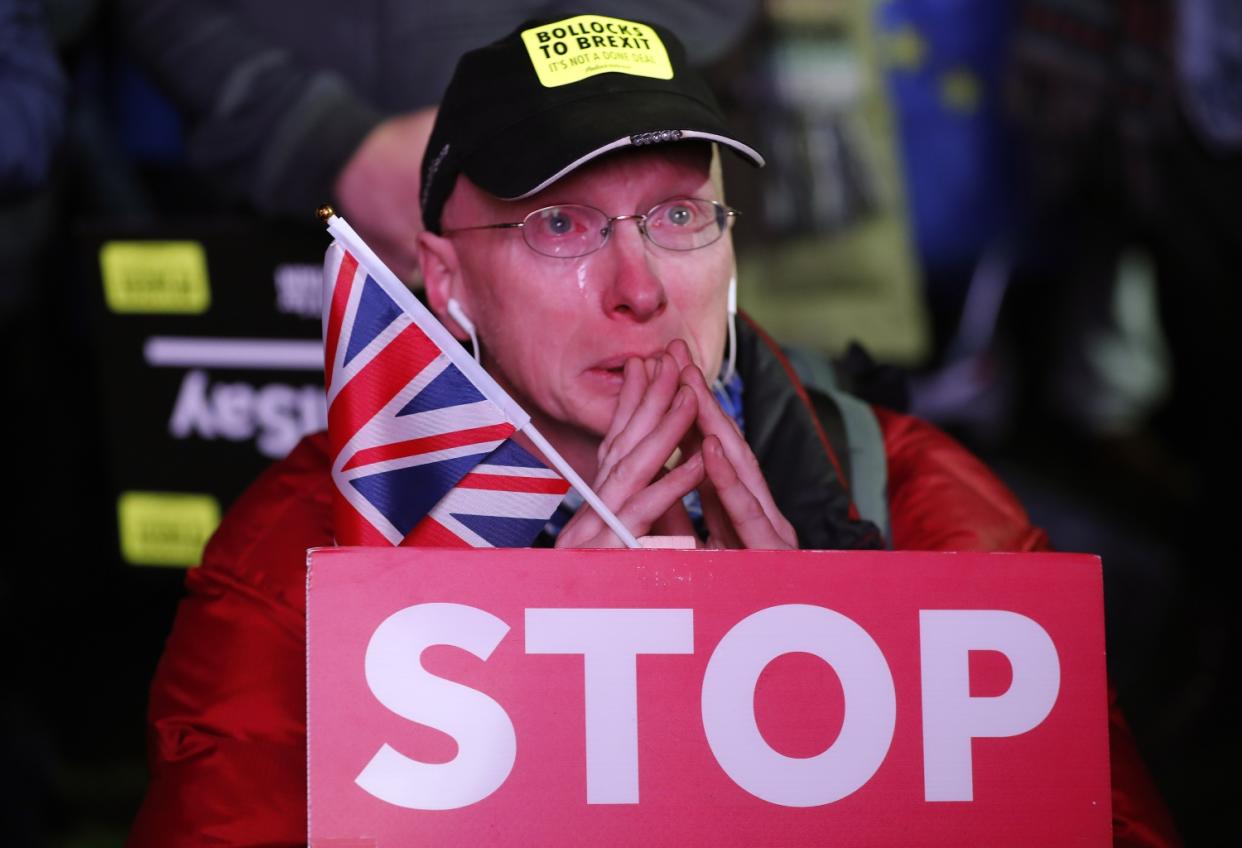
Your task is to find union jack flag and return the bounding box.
[322,239,568,547]
[403,440,571,547]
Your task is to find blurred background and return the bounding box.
[2,0,1236,844]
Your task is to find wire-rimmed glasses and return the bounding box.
[442,197,739,258]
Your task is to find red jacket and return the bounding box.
[129,422,1179,846]
[129,331,1180,845]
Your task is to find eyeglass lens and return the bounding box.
[523,199,731,258]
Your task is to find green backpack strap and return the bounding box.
[781,345,892,547]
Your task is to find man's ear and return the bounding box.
[417,230,470,340]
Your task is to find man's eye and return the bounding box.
[539,209,577,235]
[665,204,694,226]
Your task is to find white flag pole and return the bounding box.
[521,423,640,549]
[325,213,528,425]
[322,210,640,549]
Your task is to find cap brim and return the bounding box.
[460,89,764,200]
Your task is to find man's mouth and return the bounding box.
[590,352,662,373]
[584,353,660,389]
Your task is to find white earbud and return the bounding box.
[446,298,481,364]
[716,274,738,388]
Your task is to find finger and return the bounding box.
[679,361,742,437]
[665,342,705,455]
[703,436,794,549]
[599,357,648,460]
[610,452,705,542]
[555,499,602,548]
[598,352,681,478]
[678,363,783,522]
[601,355,670,469]
[596,384,697,505]
[666,338,695,373]
[557,452,705,548]
[697,464,740,549]
[612,356,648,433]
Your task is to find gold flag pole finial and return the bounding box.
[316,203,335,223]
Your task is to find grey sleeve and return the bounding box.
[117,0,384,217]
[117,0,758,217]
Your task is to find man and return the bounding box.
[420,146,802,550]
[130,16,1178,846]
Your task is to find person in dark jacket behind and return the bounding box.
[118,0,758,281]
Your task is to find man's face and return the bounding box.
[437,147,733,442]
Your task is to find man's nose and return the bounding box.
[600,219,667,322]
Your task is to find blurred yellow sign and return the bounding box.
[100,241,211,314]
[117,491,220,567]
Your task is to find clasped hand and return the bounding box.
[556,340,797,549]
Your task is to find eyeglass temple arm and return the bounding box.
[441,222,526,234]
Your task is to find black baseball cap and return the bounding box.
[419,13,764,233]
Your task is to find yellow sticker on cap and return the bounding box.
[117,491,221,567]
[521,15,673,88]
[100,241,211,314]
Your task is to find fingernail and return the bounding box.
[653,358,663,379]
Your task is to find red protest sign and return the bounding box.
[307,548,1110,846]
